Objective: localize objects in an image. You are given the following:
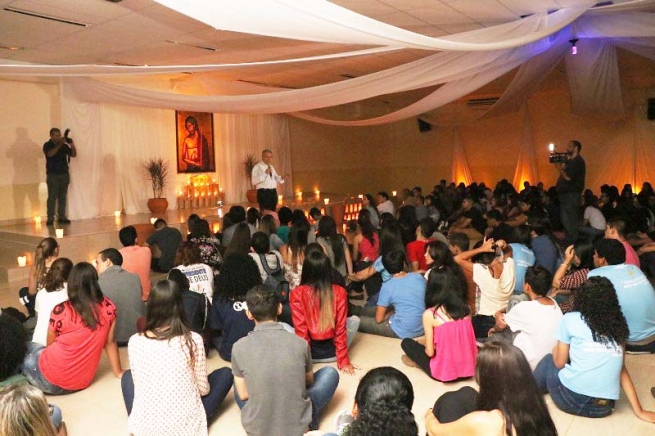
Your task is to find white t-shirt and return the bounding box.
[505,298,563,369]
[473,258,516,316]
[377,200,395,216]
[33,284,69,346]
[584,206,606,230]
[174,263,214,303]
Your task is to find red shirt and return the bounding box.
[39,297,116,390]
[290,284,350,369]
[406,239,433,271]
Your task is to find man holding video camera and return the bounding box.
[43,127,77,225]
[554,140,585,245]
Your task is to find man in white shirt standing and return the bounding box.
[251,149,286,211]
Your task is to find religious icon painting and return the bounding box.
[175,111,215,173]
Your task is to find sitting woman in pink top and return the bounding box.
[21,262,123,394]
[400,267,477,381]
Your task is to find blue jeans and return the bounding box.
[21,342,76,395]
[234,366,339,430]
[533,354,614,418]
[121,367,233,420]
[312,316,360,363]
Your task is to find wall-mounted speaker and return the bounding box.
[418,118,432,133]
[648,98,655,120]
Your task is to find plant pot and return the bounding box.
[147,198,169,214]
[246,189,258,204]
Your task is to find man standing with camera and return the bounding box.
[554,140,585,245]
[43,128,76,225]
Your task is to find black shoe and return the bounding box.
[58,218,71,224]
[46,219,54,226]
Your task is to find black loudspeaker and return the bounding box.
[418,118,432,133]
[648,98,655,120]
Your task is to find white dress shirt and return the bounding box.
[252,161,285,190]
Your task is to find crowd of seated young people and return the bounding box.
[4,177,655,435]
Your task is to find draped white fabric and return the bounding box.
[565,39,625,118]
[60,78,292,218]
[215,114,292,204]
[155,0,595,51]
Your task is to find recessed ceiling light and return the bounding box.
[0,44,24,51]
[165,40,220,52]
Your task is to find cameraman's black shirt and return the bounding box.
[556,155,585,194]
[43,140,71,175]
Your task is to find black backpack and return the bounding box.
[258,253,290,303]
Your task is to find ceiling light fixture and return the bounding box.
[0,44,24,51]
[569,38,579,55]
[3,6,89,27]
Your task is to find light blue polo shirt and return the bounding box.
[557,312,623,400]
[510,243,535,294]
[588,264,655,342]
[377,273,426,338]
[372,256,392,282]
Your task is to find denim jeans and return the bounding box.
[121,367,233,420]
[21,342,76,395]
[533,354,615,418]
[312,316,360,363]
[234,366,340,430]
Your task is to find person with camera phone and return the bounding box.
[552,140,585,245]
[43,128,77,226]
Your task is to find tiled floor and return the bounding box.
[2,279,654,435]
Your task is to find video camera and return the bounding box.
[548,143,569,164]
[64,128,72,144]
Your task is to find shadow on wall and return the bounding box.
[6,127,42,219]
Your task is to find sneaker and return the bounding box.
[401,354,420,368]
[58,218,71,224]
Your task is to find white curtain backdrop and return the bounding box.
[215,114,292,204]
[451,129,473,186]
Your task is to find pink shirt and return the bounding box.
[622,240,641,268]
[120,246,152,301]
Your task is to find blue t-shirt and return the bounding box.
[588,264,655,342]
[531,235,561,275]
[557,312,623,400]
[372,256,392,282]
[377,273,426,338]
[509,243,535,294]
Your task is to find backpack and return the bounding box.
[258,253,290,303]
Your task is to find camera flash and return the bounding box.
[548,143,555,152]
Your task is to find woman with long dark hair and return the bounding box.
[188,219,222,273]
[362,193,380,228]
[290,250,358,375]
[534,277,655,421]
[33,258,73,346]
[224,222,252,259]
[281,220,310,289]
[259,214,285,252]
[426,342,556,436]
[122,280,233,435]
[174,242,214,303]
[210,254,263,361]
[18,237,59,317]
[326,367,417,436]
[316,215,353,278]
[400,267,476,381]
[352,209,379,263]
[22,262,122,394]
[550,240,594,312]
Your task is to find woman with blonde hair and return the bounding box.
[0,383,66,436]
[18,237,59,317]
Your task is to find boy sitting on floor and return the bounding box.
[231,285,339,436]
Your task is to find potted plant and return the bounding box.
[242,154,259,203]
[144,158,170,213]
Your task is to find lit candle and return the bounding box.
[17,256,27,267]
[34,216,42,224]
[278,195,283,203]
[315,190,320,197]
[219,187,223,193]
[296,190,302,197]
[212,222,220,233]
[150,218,157,225]
[358,194,363,199]
[178,190,183,196]
[114,210,121,218]
[218,208,223,218]
[55,228,64,239]
[321,208,325,215]
[324,198,330,205]
[392,190,397,197]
